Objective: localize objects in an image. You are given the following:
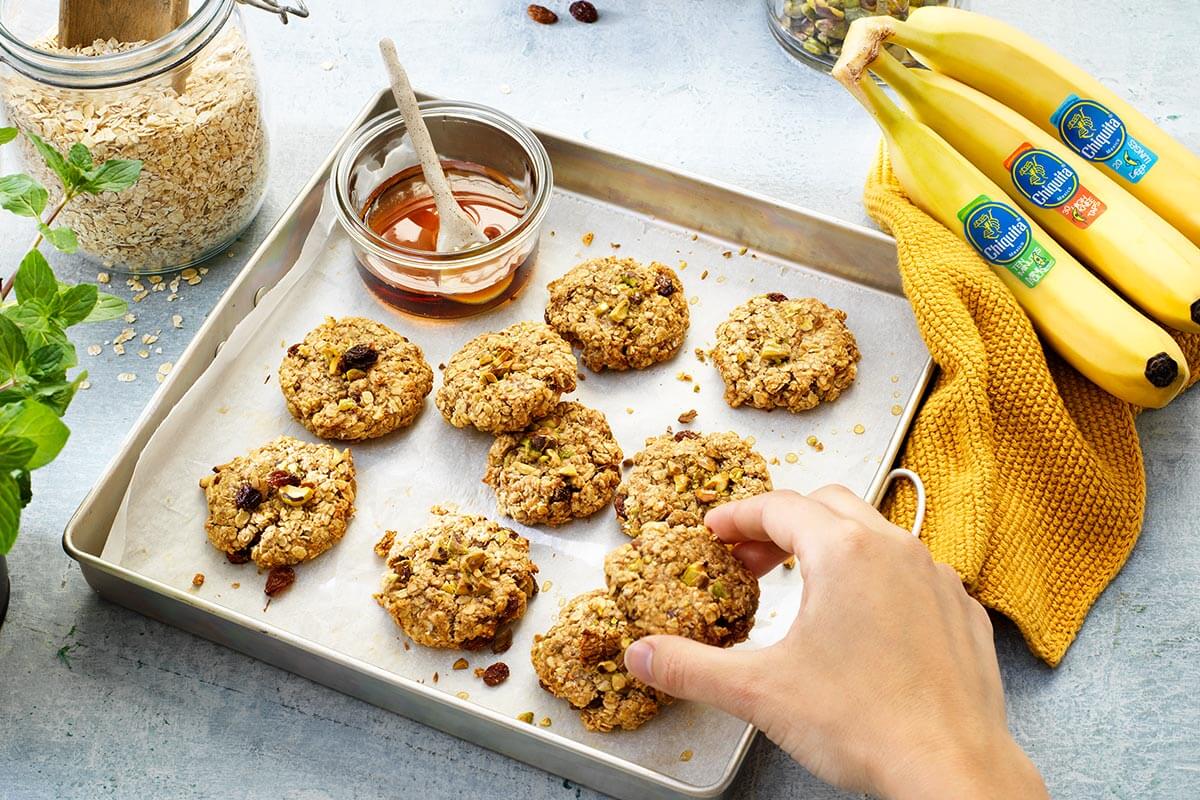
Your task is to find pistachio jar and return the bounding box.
[766,0,967,72]
[0,0,306,273]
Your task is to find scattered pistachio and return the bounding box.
[517,711,535,723]
[680,750,694,762]
[608,297,630,322]
[538,717,552,728]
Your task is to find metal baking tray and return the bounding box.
[65,88,934,800]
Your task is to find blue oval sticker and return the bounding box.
[1010,148,1079,209]
[1057,99,1126,162]
[963,201,1031,265]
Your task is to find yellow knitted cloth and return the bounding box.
[865,146,1200,666]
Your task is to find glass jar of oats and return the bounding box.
[0,0,288,273]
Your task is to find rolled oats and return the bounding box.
[0,29,268,272]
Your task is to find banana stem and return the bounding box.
[866,43,920,96]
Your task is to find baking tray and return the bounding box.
[64,88,934,800]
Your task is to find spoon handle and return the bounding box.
[378,39,463,231]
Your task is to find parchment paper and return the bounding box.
[105,186,929,788]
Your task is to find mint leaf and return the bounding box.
[0,436,35,470]
[80,159,142,194]
[14,249,57,305]
[0,400,69,470]
[67,143,93,172]
[25,132,82,192]
[38,223,78,254]
[38,372,83,416]
[54,283,97,326]
[0,174,48,219]
[3,304,73,368]
[0,127,17,146]
[0,471,20,554]
[81,290,126,323]
[0,315,27,379]
[26,344,65,378]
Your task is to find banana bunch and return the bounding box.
[831,8,1197,408]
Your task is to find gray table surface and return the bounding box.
[2,2,1198,798]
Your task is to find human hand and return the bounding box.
[622,487,1047,799]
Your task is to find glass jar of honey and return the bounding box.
[332,102,553,318]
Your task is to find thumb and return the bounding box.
[625,635,769,721]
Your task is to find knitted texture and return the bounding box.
[865,145,1200,666]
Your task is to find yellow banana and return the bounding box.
[861,6,1200,248]
[859,45,1200,334]
[831,43,1188,409]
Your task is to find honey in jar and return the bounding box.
[357,160,535,317]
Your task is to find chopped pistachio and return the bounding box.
[452,658,469,670]
[710,579,729,599]
[673,473,690,493]
[517,711,535,724]
[760,340,790,360]
[278,484,314,507]
[608,297,630,322]
[337,398,357,411]
[680,562,708,587]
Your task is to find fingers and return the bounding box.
[625,636,774,720]
[704,490,844,575]
[731,540,793,577]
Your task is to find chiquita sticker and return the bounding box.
[957,195,1056,288]
[1050,95,1158,183]
[1003,143,1107,229]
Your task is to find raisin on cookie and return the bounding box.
[483,401,623,526]
[279,316,433,440]
[373,507,539,650]
[531,590,671,732]
[435,321,577,433]
[545,257,689,372]
[605,521,759,647]
[198,435,356,569]
[614,430,772,537]
[712,293,859,412]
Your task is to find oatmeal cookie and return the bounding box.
[435,321,577,433]
[531,590,671,732]
[198,435,356,569]
[373,507,539,650]
[614,430,772,537]
[279,316,433,440]
[545,257,689,372]
[712,293,859,412]
[483,401,622,526]
[605,522,759,647]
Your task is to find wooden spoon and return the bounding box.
[378,38,489,253]
[59,0,188,48]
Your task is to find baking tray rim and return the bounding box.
[63,87,935,799]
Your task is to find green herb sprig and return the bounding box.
[0,126,142,553]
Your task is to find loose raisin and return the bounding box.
[569,1,599,23]
[482,662,510,686]
[674,430,700,441]
[655,273,677,297]
[234,483,263,511]
[286,343,301,357]
[766,292,788,302]
[527,4,557,23]
[266,470,300,489]
[264,565,296,596]
[337,343,378,374]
